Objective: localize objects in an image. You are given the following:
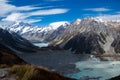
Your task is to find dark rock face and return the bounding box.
[64,32,105,54]
[111,36,120,53]
[0,28,38,52]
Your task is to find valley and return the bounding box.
[0,17,119,80]
[15,42,120,80]
[16,48,120,80]
[0,0,120,80]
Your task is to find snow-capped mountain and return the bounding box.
[5,21,69,42]
[50,17,120,54]
[1,17,119,54]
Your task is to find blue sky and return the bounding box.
[0,0,120,26]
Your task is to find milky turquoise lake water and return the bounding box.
[31,43,120,80]
[67,61,120,80]
[33,42,49,47]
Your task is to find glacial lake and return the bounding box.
[18,52,120,80]
[67,61,120,80]
[22,43,120,80]
[32,42,49,47]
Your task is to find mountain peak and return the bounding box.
[76,18,81,22]
[49,21,69,30]
[72,18,81,25]
[12,21,32,27]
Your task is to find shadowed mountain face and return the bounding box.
[50,18,120,54]
[0,27,36,65]
[0,28,38,53]
[64,32,105,54]
[0,43,26,66]
[111,35,120,53]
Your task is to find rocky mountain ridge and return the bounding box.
[1,17,119,54]
[50,17,120,54]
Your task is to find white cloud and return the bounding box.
[2,12,42,23]
[29,9,69,16]
[22,19,42,23]
[97,14,120,21]
[2,13,25,21]
[0,0,43,23]
[49,21,69,29]
[0,0,15,16]
[0,0,69,23]
[16,6,40,11]
[84,8,110,12]
[2,8,69,23]
[0,0,39,16]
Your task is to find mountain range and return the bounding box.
[1,17,120,55]
[5,22,69,42]
[0,17,120,80]
[50,17,120,54]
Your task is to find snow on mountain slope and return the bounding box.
[49,21,69,30]
[5,21,69,42]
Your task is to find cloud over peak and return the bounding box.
[97,14,120,21]
[49,21,69,29]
